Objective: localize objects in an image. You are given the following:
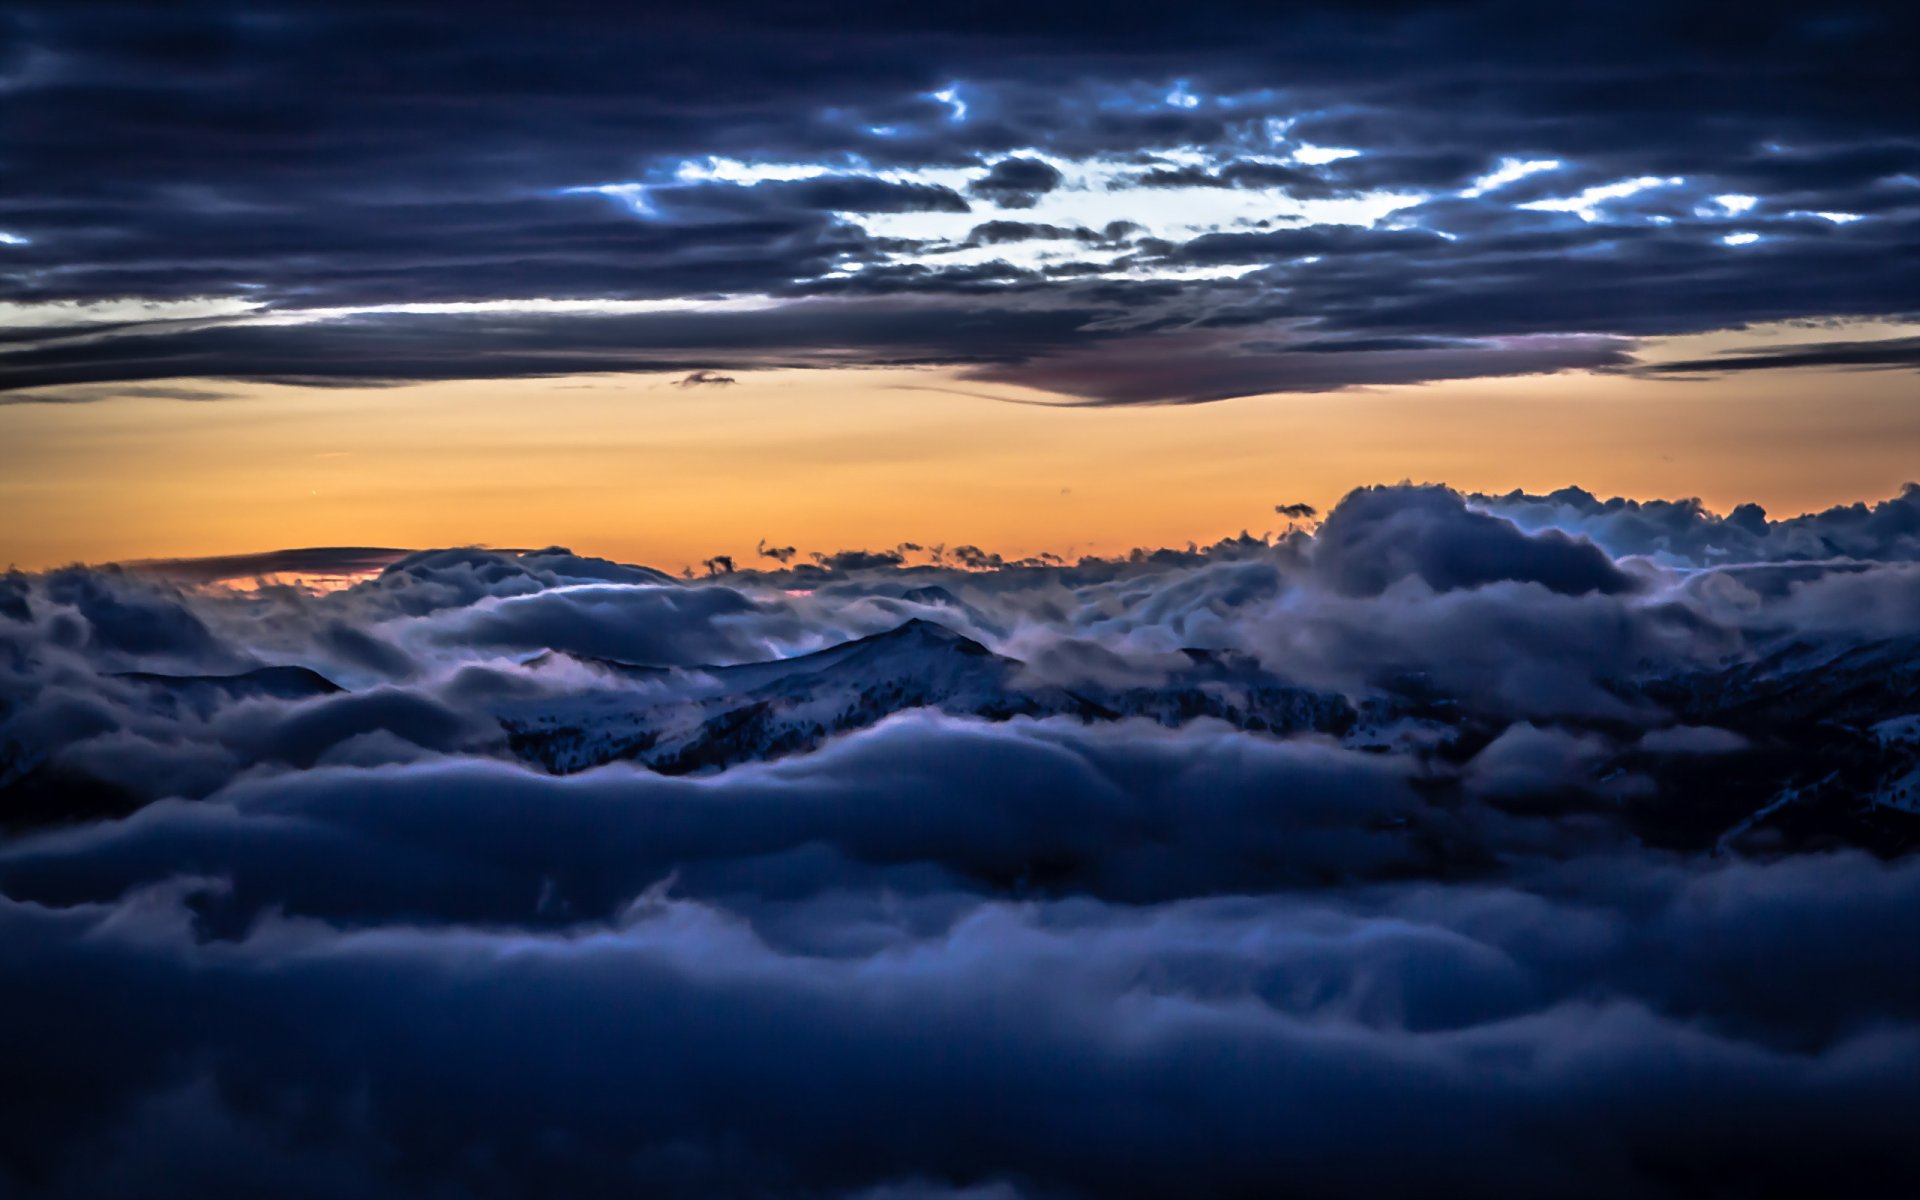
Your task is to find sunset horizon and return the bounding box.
[11,343,1920,575]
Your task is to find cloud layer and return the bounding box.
[1,1,1916,402]
[4,482,1920,1196]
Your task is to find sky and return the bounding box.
[2,0,1918,573]
[9,6,1920,1195]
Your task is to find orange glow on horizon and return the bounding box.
[4,324,1918,575]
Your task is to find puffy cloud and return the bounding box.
[0,573,31,623]
[1473,482,1920,567]
[1,852,1918,1198]
[967,157,1065,209]
[38,568,231,665]
[1313,485,1634,597]
[1465,722,1633,806]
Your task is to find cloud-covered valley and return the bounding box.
[5,482,1920,1197]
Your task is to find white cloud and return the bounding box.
[1290,143,1361,165]
[847,149,1422,280]
[1519,176,1685,221]
[929,85,968,122]
[1461,157,1562,198]
[0,296,266,331]
[564,182,654,214]
[591,145,1424,283]
[262,296,785,324]
[672,157,852,185]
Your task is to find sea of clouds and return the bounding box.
[4,482,1920,1198]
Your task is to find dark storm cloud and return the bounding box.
[958,327,1635,405]
[1172,225,1452,264]
[788,178,974,214]
[1259,215,1920,342]
[8,480,1920,1194]
[6,0,1913,402]
[1127,160,1339,194]
[966,157,1066,209]
[0,302,1109,394]
[966,220,1103,244]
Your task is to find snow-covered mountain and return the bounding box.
[7,612,1919,858]
[496,617,1920,856]
[499,618,1358,775]
[1626,631,1920,851]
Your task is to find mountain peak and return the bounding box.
[861,618,993,657]
[116,665,343,699]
